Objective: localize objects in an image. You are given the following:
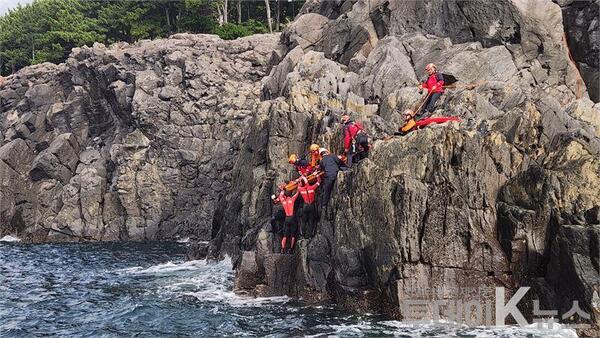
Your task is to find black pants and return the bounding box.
[346,149,354,167]
[283,216,298,237]
[270,206,285,234]
[347,138,369,167]
[422,92,441,115]
[302,203,318,237]
[321,176,336,208]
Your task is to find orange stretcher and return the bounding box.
[284,170,324,192]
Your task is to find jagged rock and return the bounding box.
[283,13,329,50]
[0,139,34,174]
[258,253,301,297]
[262,46,305,99]
[186,241,209,260]
[206,0,599,332]
[47,133,80,171]
[235,251,261,290]
[311,0,380,65]
[0,33,279,242]
[358,36,418,101]
[544,225,600,325]
[29,152,73,183]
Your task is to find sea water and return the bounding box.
[0,240,578,337]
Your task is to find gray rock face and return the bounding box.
[0,33,278,242]
[215,0,598,331]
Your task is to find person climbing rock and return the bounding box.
[341,114,369,167]
[418,63,444,115]
[309,143,322,168]
[288,153,313,177]
[319,148,347,208]
[298,175,320,237]
[274,188,300,254]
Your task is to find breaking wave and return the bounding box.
[0,235,20,242]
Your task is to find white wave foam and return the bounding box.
[118,259,210,274]
[305,322,374,338]
[120,256,289,307]
[517,323,578,338]
[0,235,21,242]
[176,237,190,243]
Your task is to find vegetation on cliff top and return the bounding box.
[0,0,302,76]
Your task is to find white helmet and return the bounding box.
[319,148,328,155]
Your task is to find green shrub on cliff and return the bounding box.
[212,20,268,40]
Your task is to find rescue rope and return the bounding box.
[413,90,433,115]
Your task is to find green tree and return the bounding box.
[0,0,304,76]
[177,0,217,34]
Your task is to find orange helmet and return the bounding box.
[309,144,320,152]
[288,154,297,164]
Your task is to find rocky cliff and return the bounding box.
[214,0,600,331]
[0,34,277,241]
[1,0,599,332]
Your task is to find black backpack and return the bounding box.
[353,123,369,150]
[442,73,458,85]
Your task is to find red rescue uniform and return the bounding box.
[343,121,362,150]
[295,163,313,176]
[277,191,299,217]
[292,158,314,176]
[422,72,445,94]
[298,180,320,205]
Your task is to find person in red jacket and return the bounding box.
[341,114,369,167]
[418,63,444,115]
[298,175,320,237]
[274,188,300,254]
[288,153,313,177]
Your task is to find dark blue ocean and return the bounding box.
[0,239,578,337]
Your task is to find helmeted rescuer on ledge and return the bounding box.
[318,148,346,208]
[274,187,300,254]
[341,114,369,167]
[418,63,444,115]
[298,175,320,237]
[309,143,322,168]
[288,153,313,177]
